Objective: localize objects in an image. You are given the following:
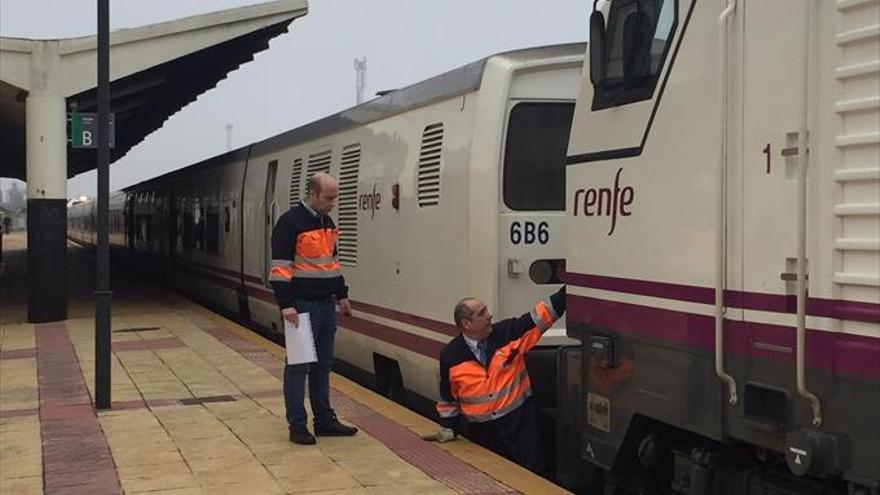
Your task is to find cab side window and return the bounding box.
[591,0,677,110]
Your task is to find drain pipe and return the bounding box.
[796,3,822,427]
[715,0,737,407]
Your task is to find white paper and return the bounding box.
[284,312,317,365]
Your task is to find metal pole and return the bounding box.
[95,0,112,410]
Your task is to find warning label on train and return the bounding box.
[587,392,611,433]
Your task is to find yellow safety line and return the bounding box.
[178,297,572,495]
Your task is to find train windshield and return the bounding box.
[502,102,574,211]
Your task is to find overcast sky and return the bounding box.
[0,0,587,198]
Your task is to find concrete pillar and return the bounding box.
[26,41,67,323]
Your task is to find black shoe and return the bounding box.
[314,415,358,437]
[289,427,316,445]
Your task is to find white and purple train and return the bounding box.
[71,1,880,490]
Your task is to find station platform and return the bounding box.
[0,233,570,495]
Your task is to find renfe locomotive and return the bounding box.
[562,0,880,493]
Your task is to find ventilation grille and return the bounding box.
[338,144,361,266]
[418,123,444,207]
[832,0,880,305]
[289,158,304,207]
[306,149,332,177]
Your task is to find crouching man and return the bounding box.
[423,287,566,474]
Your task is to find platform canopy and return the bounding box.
[0,0,308,180]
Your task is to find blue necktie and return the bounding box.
[477,341,488,367]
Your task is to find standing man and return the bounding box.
[270,172,358,445]
[423,287,566,474]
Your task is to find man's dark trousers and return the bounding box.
[467,398,546,475]
[283,298,336,429]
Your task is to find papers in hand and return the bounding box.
[284,312,317,365]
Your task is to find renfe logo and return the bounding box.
[572,167,634,236]
[359,183,381,219]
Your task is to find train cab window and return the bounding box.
[502,102,574,211]
[590,0,677,110]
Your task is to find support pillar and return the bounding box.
[25,42,68,323]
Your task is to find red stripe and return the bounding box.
[337,314,445,359]
[175,261,462,340]
[170,262,448,357]
[244,283,276,303]
[184,257,262,284]
[350,301,459,337]
[568,294,880,382]
[567,272,880,324]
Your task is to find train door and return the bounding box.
[736,0,808,428]
[497,101,573,322]
[263,159,278,284]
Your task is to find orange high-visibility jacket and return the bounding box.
[436,288,565,428]
[269,203,348,309]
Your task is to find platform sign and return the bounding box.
[70,112,115,149]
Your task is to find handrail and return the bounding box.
[715,0,738,407]
[796,2,822,427]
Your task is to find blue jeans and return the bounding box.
[283,298,337,429]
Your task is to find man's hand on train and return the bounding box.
[338,298,352,317]
[282,307,299,328]
[421,428,456,443]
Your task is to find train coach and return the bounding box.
[70,41,583,462]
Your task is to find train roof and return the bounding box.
[126,42,586,190]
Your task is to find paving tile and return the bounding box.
[112,444,185,467]
[270,460,362,493]
[365,480,457,495]
[130,488,204,495]
[299,488,370,495]
[0,453,42,479]
[191,460,277,488]
[433,472,514,494]
[117,461,198,493]
[44,466,119,491]
[198,481,282,495]
[0,476,42,495]
[0,358,38,410]
[335,457,429,486]
[0,412,40,435]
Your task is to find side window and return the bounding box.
[206,203,220,254]
[502,102,574,211]
[591,0,677,110]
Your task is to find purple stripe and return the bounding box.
[351,300,460,337]
[566,272,714,305]
[568,295,880,382]
[567,272,880,324]
[339,314,446,359]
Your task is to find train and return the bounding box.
[560,0,879,494]
[69,41,583,475]
[70,0,880,491]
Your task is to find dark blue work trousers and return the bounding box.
[283,298,336,429]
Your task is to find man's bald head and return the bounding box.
[305,172,339,215]
[307,172,337,195]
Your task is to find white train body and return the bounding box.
[562,0,879,491]
[70,43,582,406]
